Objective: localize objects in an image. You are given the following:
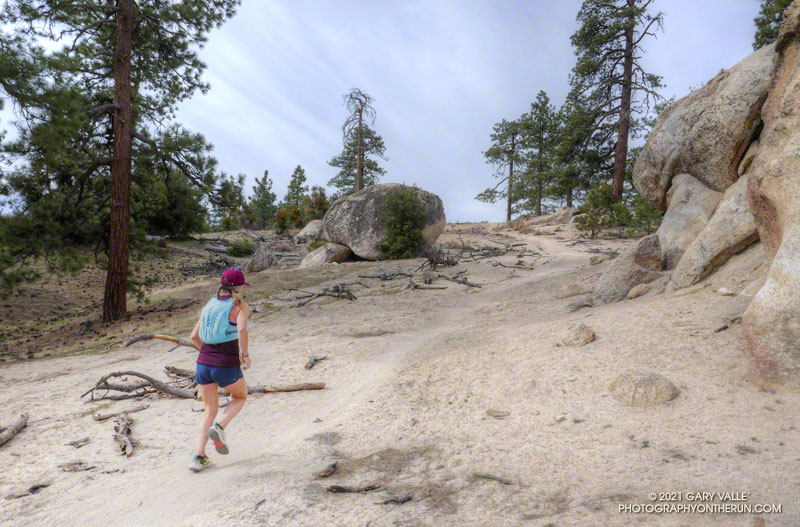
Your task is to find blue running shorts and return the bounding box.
[196,364,243,387]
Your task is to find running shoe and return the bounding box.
[189,455,212,472]
[207,422,229,455]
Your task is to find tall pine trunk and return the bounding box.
[103,0,134,322]
[355,108,363,191]
[566,186,573,208]
[612,4,635,199]
[506,135,515,223]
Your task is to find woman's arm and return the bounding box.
[190,317,203,351]
[237,303,251,369]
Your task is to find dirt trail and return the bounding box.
[2,226,798,527]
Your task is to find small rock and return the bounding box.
[718,287,736,296]
[554,414,567,423]
[589,254,608,265]
[561,322,595,347]
[626,283,650,299]
[566,295,593,313]
[486,409,510,419]
[609,370,679,407]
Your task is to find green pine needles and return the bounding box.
[378,186,427,260]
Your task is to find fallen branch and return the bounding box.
[204,244,230,254]
[375,494,413,505]
[65,437,91,449]
[358,269,412,281]
[438,271,482,288]
[315,462,338,478]
[59,461,94,472]
[246,383,326,395]
[286,282,368,307]
[123,334,197,351]
[164,365,195,379]
[6,483,49,500]
[327,484,381,494]
[305,356,328,370]
[0,413,29,448]
[82,371,195,401]
[93,404,150,422]
[114,412,135,457]
[473,472,514,485]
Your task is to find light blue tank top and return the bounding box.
[199,297,239,345]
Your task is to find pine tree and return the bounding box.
[571,0,665,199]
[476,118,525,222]
[518,91,559,216]
[248,170,277,229]
[753,0,792,50]
[284,165,309,208]
[0,0,239,320]
[328,125,387,197]
[341,88,377,192]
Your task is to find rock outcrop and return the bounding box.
[742,1,800,387]
[656,174,722,270]
[633,44,775,208]
[609,370,679,407]
[593,234,662,305]
[322,184,446,260]
[297,219,323,240]
[298,243,352,269]
[671,176,758,288]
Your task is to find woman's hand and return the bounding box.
[241,354,251,370]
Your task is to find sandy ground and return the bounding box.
[0,224,797,527]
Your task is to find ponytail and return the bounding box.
[217,285,243,305]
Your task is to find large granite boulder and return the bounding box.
[322,184,445,260]
[742,2,800,388]
[656,174,722,270]
[633,44,775,209]
[298,243,352,269]
[671,176,758,288]
[593,234,662,305]
[297,219,323,240]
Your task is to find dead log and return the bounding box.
[204,244,230,254]
[123,334,197,351]
[248,383,326,395]
[0,413,29,448]
[93,404,150,422]
[327,484,381,494]
[114,412,135,457]
[305,356,328,370]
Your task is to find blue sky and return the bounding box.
[2,1,764,222]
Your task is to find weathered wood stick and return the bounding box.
[123,334,197,350]
[93,404,150,422]
[375,494,413,505]
[305,356,328,370]
[473,472,514,485]
[212,382,326,397]
[0,413,29,448]
[326,484,381,494]
[114,412,134,457]
[84,371,195,400]
[314,462,338,478]
[65,437,91,449]
[164,365,195,378]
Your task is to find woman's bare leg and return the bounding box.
[196,383,219,456]
[217,377,247,429]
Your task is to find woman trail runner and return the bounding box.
[188,268,252,472]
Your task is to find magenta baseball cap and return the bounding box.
[220,269,250,287]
